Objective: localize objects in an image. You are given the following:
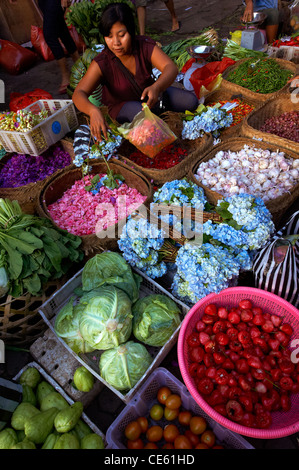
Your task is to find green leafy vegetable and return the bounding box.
[81,252,141,303]
[132,294,181,346]
[78,286,133,350]
[0,199,83,297]
[99,341,153,390]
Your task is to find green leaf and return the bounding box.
[0,240,23,280]
[22,273,41,296]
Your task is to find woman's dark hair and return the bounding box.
[99,2,136,43]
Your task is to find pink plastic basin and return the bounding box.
[177,286,299,439]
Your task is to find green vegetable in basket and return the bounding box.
[36,381,56,406]
[81,433,104,449]
[40,392,69,412]
[0,428,18,449]
[21,385,37,407]
[0,251,8,298]
[54,297,95,354]
[24,407,59,444]
[74,419,92,440]
[81,252,141,303]
[73,366,94,393]
[54,402,83,434]
[99,341,153,391]
[132,294,181,347]
[11,403,40,431]
[225,58,293,94]
[78,286,133,350]
[19,367,41,389]
[11,438,36,449]
[41,433,60,449]
[0,199,83,298]
[53,432,80,449]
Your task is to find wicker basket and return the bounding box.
[117,111,213,185]
[37,160,153,256]
[0,278,67,348]
[0,151,74,215]
[203,88,260,140]
[241,95,299,154]
[188,137,299,226]
[221,58,297,102]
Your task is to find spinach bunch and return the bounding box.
[0,199,83,297]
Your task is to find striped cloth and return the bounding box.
[252,211,299,308]
[0,379,23,431]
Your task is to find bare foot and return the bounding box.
[171,20,181,32]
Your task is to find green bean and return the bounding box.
[226,58,292,94]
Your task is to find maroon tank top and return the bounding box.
[93,36,156,119]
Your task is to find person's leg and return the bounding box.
[135,0,147,35]
[38,0,78,92]
[261,8,279,43]
[163,0,180,32]
[162,86,198,113]
[137,6,146,35]
[116,101,143,123]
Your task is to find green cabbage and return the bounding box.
[81,252,141,302]
[99,341,153,391]
[132,294,181,346]
[54,297,94,354]
[79,286,132,350]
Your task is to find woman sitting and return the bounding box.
[72,2,198,141]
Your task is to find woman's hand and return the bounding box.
[141,83,161,108]
[89,107,108,141]
[242,0,254,23]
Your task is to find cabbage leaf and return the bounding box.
[132,294,181,346]
[99,341,153,390]
[81,252,141,303]
[78,286,133,350]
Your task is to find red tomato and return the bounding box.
[127,438,144,449]
[165,394,182,410]
[189,416,207,435]
[125,421,142,441]
[174,435,192,449]
[178,410,192,427]
[163,424,180,443]
[137,416,148,434]
[146,425,163,443]
[157,386,172,405]
[200,430,216,448]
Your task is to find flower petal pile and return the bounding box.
[0,147,72,188]
[47,174,147,236]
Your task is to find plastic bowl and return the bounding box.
[177,287,299,439]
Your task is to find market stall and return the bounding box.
[0,7,299,451]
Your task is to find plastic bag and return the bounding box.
[289,0,299,33]
[0,40,37,75]
[9,89,53,112]
[117,103,177,158]
[31,25,55,61]
[252,211,299,308]
[182,57,235,99]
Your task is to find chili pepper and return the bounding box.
[124,142,188,170]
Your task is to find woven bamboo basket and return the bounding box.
[37,160,153,256]
[117,112,213,185]
[0,278,67,348]
[241,95,299,154]
[203,88,260,140]
[221,58,297,103]
[0,150,74,215]
[188,137,299,226]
